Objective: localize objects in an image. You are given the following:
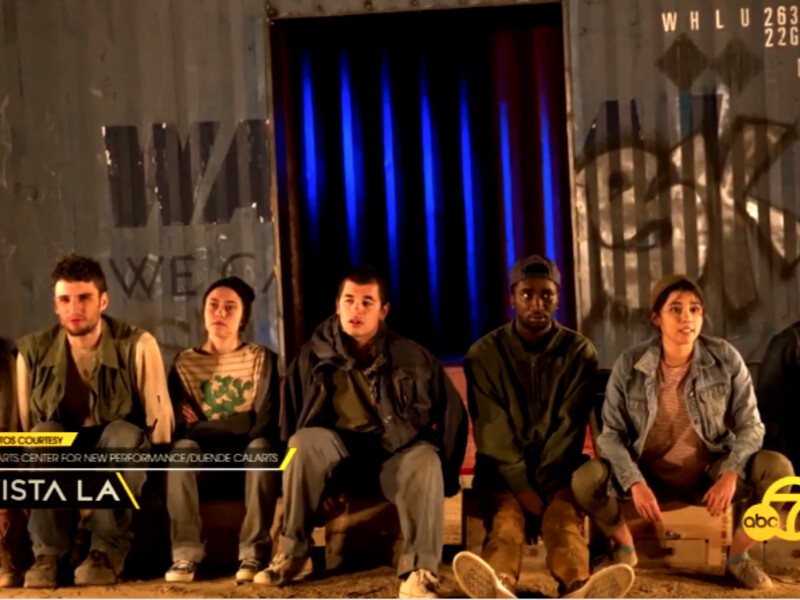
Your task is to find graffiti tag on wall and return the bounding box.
[100,119,277,356]
[573,27,800,365]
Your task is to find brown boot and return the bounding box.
[0,546,23,587]
[74,550,118,586]
[0,510,25,587]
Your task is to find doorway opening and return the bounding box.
[270,4,573,360]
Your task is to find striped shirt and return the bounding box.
[640,360,712,488]
[174,343,265,420]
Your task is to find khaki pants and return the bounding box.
[479,487,590,590]
[28,421,147,573]
[571,450,795,536]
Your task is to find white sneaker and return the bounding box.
[399,569,440,599]
[235,558,262,583]
[164,559,198,583]
[562,563,635,598]
[252,553,312,586]
[727,556,773,590]
[452,551,516,599]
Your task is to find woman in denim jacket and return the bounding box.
[572,275,794,590]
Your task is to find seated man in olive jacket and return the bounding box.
[16,254,174,588]
[254,266,468,600]
[452,255,635,600]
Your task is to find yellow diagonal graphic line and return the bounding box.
[115,472,140,510]
[279,447,297,471]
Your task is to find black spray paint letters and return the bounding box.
[107,253,275,300]
[103,120,270,228]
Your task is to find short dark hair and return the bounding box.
[651,277,704,315]
[51,254,108,295]
[336,266,389,305]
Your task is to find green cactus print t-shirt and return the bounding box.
[173,343,266,420]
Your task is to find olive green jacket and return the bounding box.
[16,315,173,443]
[464,321,598,498]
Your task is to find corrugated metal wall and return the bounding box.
[267,0,549,18]
[0,0,279,362]
[6,0,793,370]
[567,0,800,367]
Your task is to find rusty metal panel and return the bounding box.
[267,0,553,19]
[0,0,279,361]
[567,0,800,367]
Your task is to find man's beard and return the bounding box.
[63,319,99,337]
[521,318,551,333]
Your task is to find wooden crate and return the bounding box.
[198,498,327,571]
[621,501,731,570]
[749,510,800,568]
[324,496,405,571]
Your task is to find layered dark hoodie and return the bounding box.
[282,315,468,497]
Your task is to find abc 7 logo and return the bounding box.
[741,504,781,542]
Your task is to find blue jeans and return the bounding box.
[27,420,147,573]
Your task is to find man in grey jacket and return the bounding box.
[255,266,467,599]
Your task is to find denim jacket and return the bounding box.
[596,334,764,492]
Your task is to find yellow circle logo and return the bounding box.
[741,504,781,542]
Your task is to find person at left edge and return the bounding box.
[0,336,27,588]
[15,254,174,588]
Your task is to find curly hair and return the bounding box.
[50,254,108,294]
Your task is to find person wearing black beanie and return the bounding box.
[164,276,282,585]
[202,276,256,333]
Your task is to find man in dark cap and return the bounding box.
[452,255,635,599]
[163,276,282,585]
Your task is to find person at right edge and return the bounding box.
[452,255,635,599]
[756,320,800,475]
[572,274,794,590]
